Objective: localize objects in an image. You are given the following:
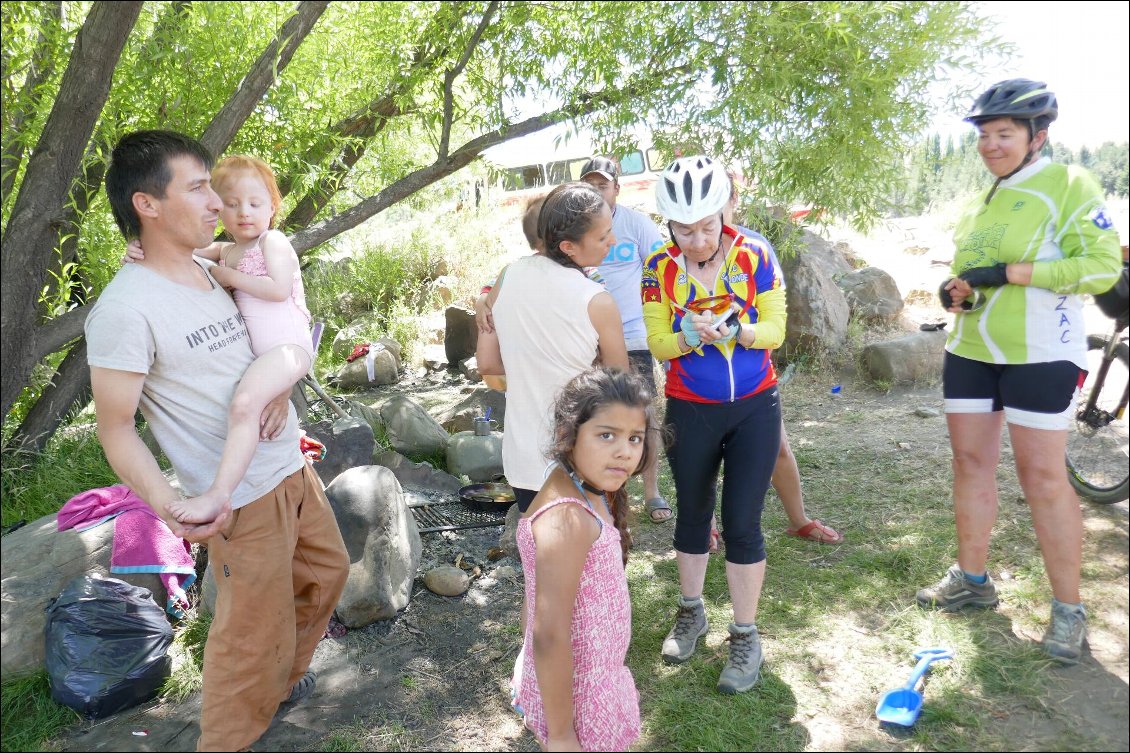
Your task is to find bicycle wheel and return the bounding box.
[1066,335,1129,504]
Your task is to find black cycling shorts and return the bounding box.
[942,351,1084,430]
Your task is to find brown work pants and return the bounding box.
[197,463,349,751]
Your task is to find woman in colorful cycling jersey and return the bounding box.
[642,155,786,694]
[917,79,1122,665]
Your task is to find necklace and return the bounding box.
[697,240,723,270]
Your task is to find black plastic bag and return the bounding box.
[44,574,173,719]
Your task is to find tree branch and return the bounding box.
[439,0,499,159]
[10,340,91,453]
[199,0,330,156]
[291,63,692,253]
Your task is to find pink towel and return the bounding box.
[57,485,196,617]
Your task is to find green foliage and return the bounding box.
[0,671,79,753]
[161,610,213,703]
[889,131,1129,215]
[0,420,117,527]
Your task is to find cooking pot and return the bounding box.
[459,481,516,513]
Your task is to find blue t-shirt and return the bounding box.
[600,204,665,350]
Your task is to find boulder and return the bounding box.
[1,514,169,678]
[380,395,451,458]
[423,566,471,597]
[446,431,504,483]
[781,252,850,356]
[335,340,401,389]
[861,330,947,384]
[374,449,462,494]
[458,356,482,383]
[444,306,478,365]
[436,388,507,434]
[837,267,905,323]
[324,466,422,627]
[304,416,377,487]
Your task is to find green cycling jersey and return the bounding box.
[947,157,1122,369]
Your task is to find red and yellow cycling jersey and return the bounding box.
[642,225,786,403]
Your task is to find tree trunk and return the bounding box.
[10,341,91,453]
[0,1,142,420]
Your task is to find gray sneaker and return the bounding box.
[661,598,708,664]
[717,623,764,694]
[916,565,999,611]
[1043,601,1087,665]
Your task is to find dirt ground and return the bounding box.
[52,214,1129,752]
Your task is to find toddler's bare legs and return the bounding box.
[170,344,311,524]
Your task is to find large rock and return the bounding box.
[324,466,422,627]
[837,267,905,323]
[446,431,504,482]
[436,388,507,434]
[781,252,850,356]
[861,330,947,384]
[304,416,377,487]
[336,348,400,388]
[1,514,168,678]
[444,306,478,365]
[380,395,451,458]
[374,449,462,493]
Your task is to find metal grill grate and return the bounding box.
[409,500,509,534]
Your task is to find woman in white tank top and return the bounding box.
[480,182,630,512]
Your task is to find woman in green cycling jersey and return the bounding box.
[917,79,1122,665]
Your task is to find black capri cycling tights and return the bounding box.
[665,387,781,564]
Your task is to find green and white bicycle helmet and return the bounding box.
[656,155,730,224]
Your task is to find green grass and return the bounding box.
[0,422,119,527]
[622,373,1093,751]
[161,610,213,702]
[0,672,79,752]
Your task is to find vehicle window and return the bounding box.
[502,165,546,191]
[618,150,645,175]
[547,158,590,184]
[646,148,668,172]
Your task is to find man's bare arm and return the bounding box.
[90,367,226,542]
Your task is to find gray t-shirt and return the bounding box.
[599,204,664,351]
[85,260,303,509]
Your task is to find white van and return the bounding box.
[484,129,666,213]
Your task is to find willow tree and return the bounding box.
[1,0,998,448]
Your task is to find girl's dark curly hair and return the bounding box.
[537,181,608,272]
[547,367,658,565]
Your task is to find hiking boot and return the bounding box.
[661,598,708,664]
[717,623,764,694]
[1043,601,1087,665]
[916,565,998,611]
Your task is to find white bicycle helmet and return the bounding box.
[655,155,730,224]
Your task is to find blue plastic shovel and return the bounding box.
[875,647,954,726]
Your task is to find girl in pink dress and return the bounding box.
[513,367,655,751]
[131,155,313,524]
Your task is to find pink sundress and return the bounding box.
[514,497,641,751]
